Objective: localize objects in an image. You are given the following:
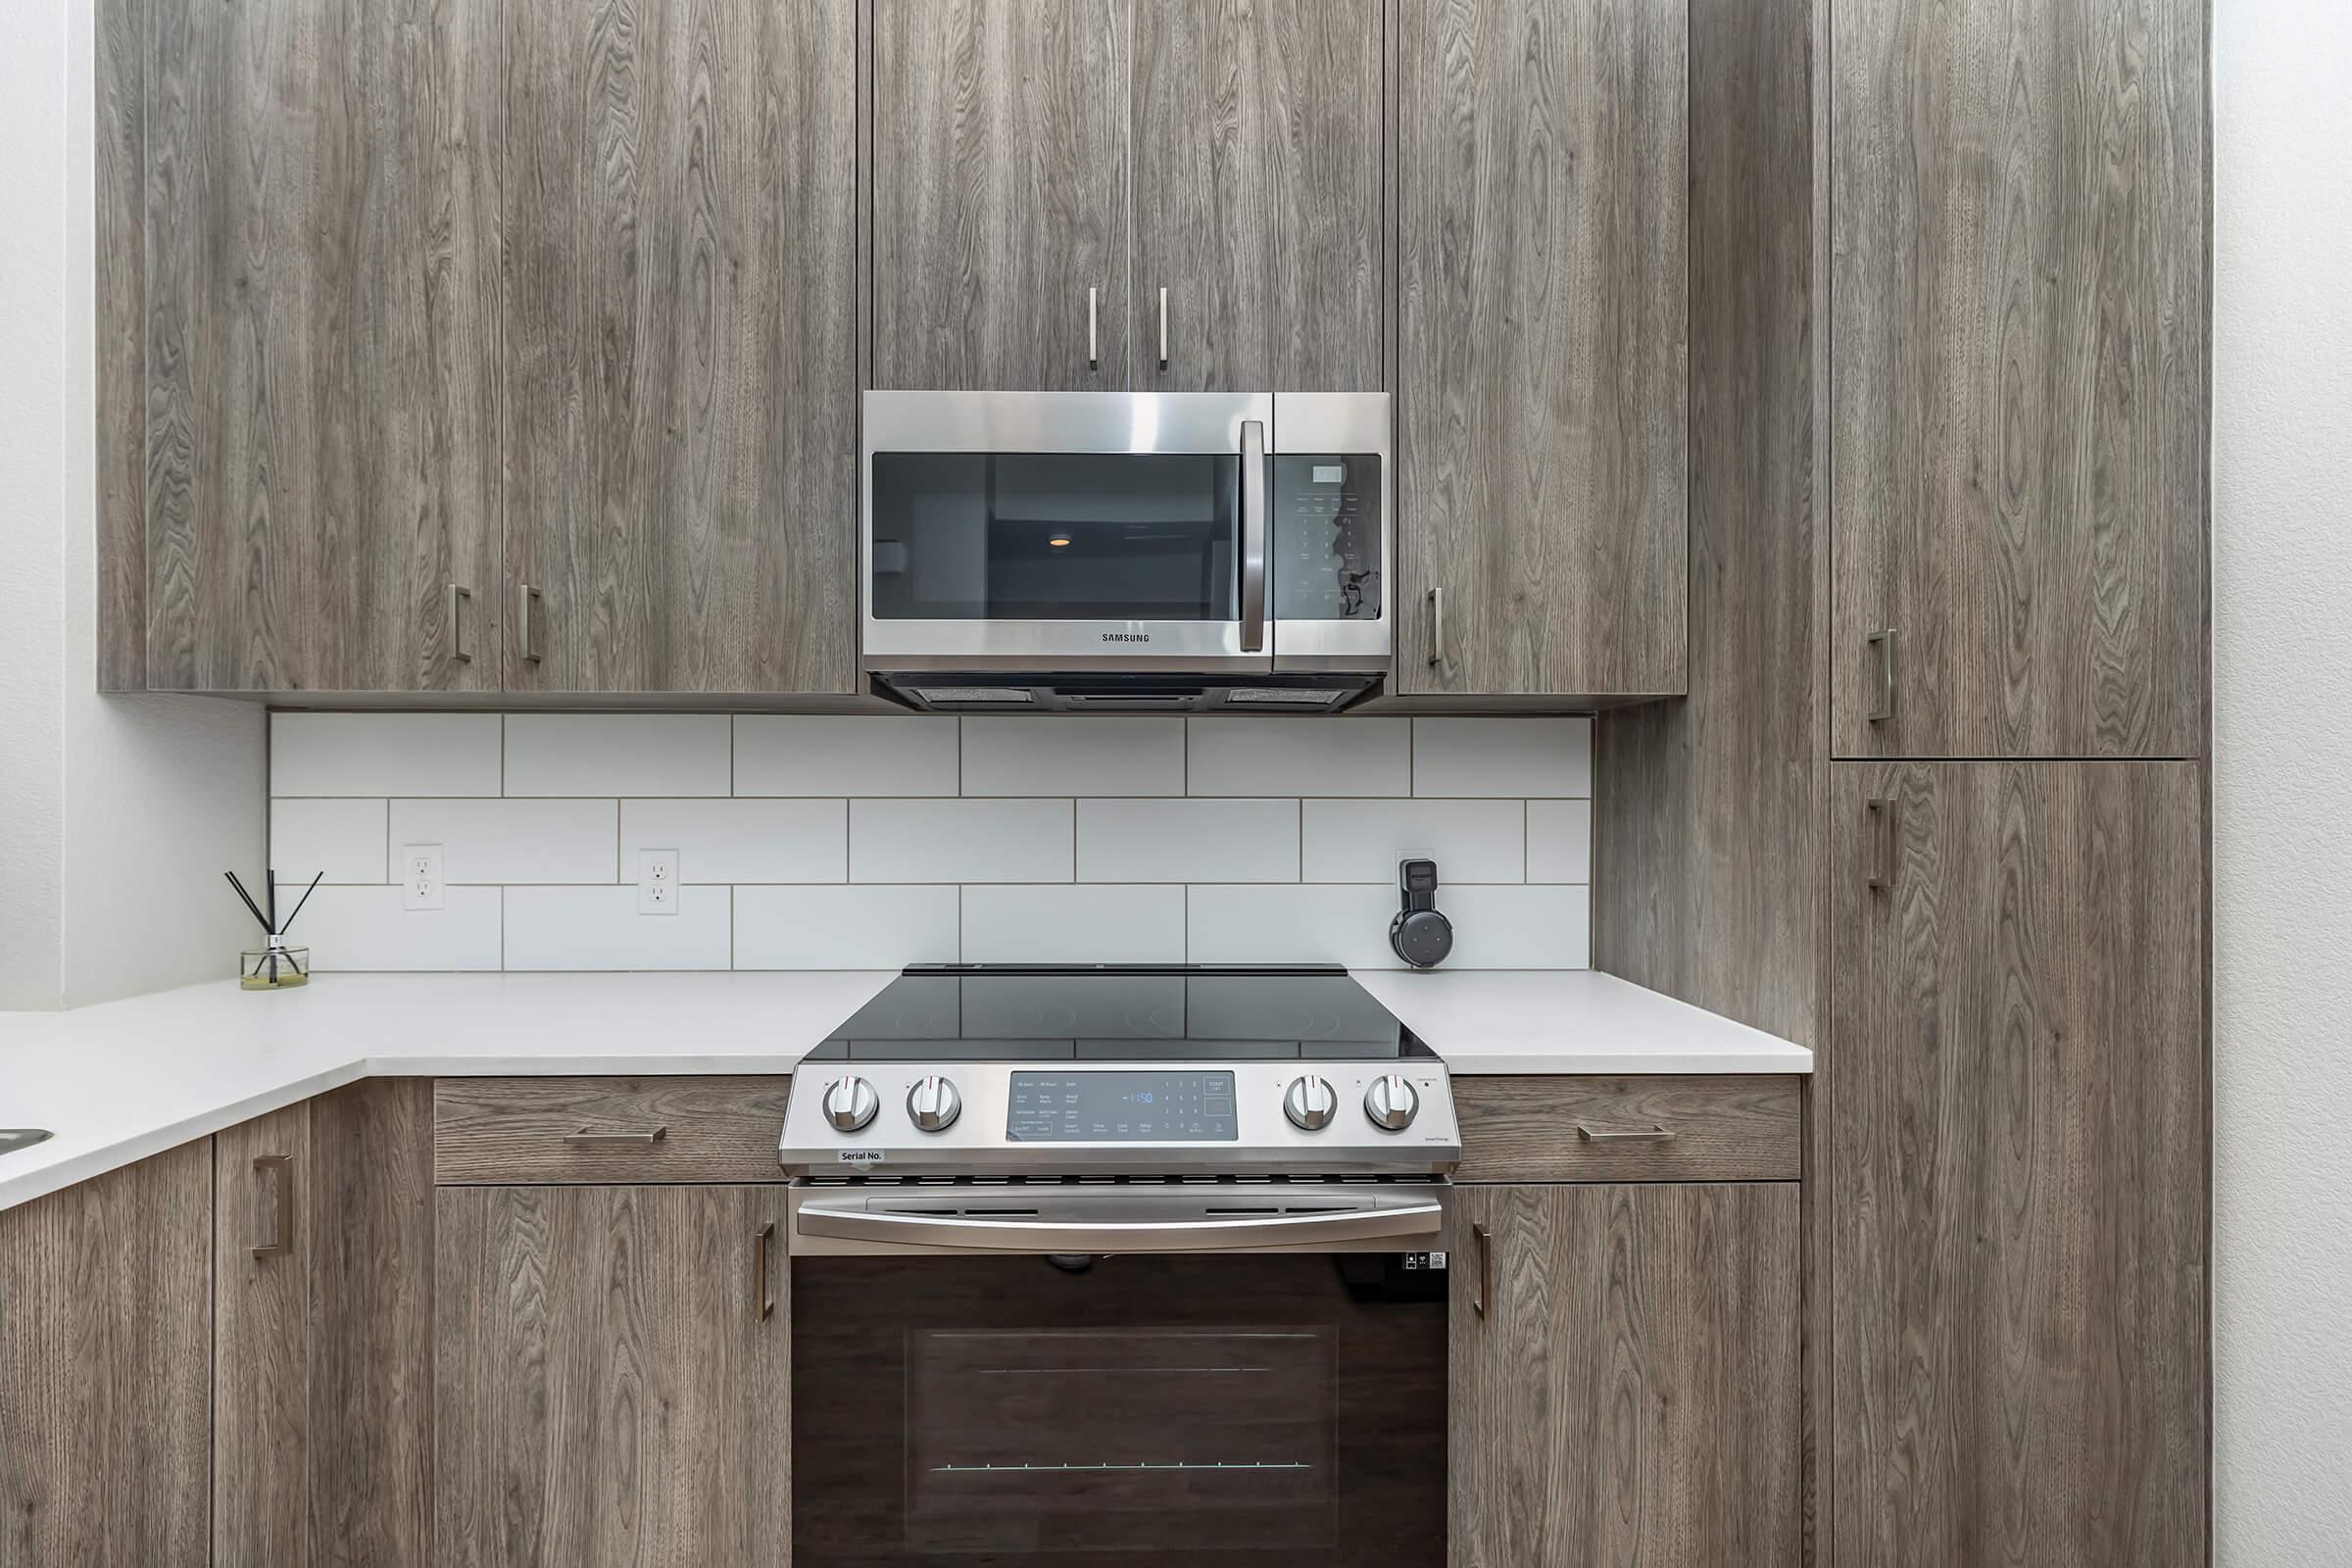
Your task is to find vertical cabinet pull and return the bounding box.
[252,1154,293,1259]
[1866,797,1897,891]
[1472,1222,1492,1319]
[754,1221,776,1322]
[1157,286,1169,371]
[446,584,473,664]
[517,583,543,664]
[1087,287,1100,371]
[1427,587,1446,668]
[1866,627,1895,721]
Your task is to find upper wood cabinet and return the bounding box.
[1449,1183,1799,1567]
[1831,761,2206,1563]
[1393,0,1690,699]
[1128,0,1385,390]
[139,0,501,693]
[498,0,860,694]
[1829,0,2207,758]
[872,0,1132,390]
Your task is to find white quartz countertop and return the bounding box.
[1,967,1808,1211]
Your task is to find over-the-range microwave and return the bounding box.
[861,391,1390,712]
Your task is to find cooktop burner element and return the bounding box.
[779,964,1457,1178]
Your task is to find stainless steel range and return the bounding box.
[784,964,1453,1568]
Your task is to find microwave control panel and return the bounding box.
[1271,455,1382,621]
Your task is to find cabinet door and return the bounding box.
[436,1185,791,1567]
[1396,0,1688,697]
[0,1140,212,1567]
[1449,1183,1799,1567]
[872,0,1131,389]
[1829,0,2206,758]
[1129,0,1384,390]
[1831,763,2205,1563]
[143,0,500,692]
[501,0,859,694]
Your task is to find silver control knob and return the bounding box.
[906,1074,962,1133]
[822,1074,880,1134]
[1284,1075,1339,1132]
[1364,1074,1420,1132]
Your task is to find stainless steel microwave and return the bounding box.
[861,391,1390,711]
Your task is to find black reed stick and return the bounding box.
[266,867,277,936]
[278,871,325,937]
[224,870,272,934]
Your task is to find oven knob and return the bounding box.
[1364,1074,1419,1132]
[1284,1075,1338,1132]
[822,1074,880,1134]
[906,1074,962,1133]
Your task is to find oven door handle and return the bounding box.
[794,1195,1443,1253]
[1240,418,1268,653]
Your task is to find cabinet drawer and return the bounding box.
[1450,1076,1801,1183]
[433,1077,793,1184]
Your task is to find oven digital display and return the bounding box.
[1005,1071,1239,1142]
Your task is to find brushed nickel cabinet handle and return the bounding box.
[446,584,473,664]
[755,1221,776,1322]
[1866,627,1895,721]
[1575,1123,1677,1143]
[1427,587,1445,668]
[1866,797,1897,891]
[1472,1222,1492,1319]
[1087,287,1100,371]
[517,583,543,664]
[564,1126,668,1149]
[1157,286,1169,372]
[252,1154,293,1259]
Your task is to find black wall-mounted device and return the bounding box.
[1389,858,1453,968]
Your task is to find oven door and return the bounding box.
[790,1183,1447,1568]
[864,391,1275,673]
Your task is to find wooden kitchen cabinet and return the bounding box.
[1829,0,2207,758]
[1831,762,2206,1563]
[435,1184,793,1567]
[0,1139,213,1567]
[499,0,860,694]
[1395,0,1689,699]
[213,1081,435,1568]
[1448,1183,1800,1567]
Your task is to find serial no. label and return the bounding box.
[837,1149,887,1165]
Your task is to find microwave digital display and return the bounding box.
[1273,455,1383,621]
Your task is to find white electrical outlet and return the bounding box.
[638,849,679,915]
[401,844,444,910]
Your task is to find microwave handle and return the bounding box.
[1241,418,1268,652]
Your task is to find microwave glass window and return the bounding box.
[1272,455,1382,621]
[871,453,1240,621]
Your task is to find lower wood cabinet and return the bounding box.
[435,1184,792,1567]
[1448,1183,1801,1568]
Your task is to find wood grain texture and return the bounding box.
[433,1075,794,1185]
[1129,0,1385,391]
[1395,0,1688,697]
[872,0,1132,389]
[1451,1075,1803,1184]
[1830,762,2207,1564]
[499,0,860,694]
[96,0,147,690]
[435,1184,791,1567]
[143,0,501,692]
[215,1103,314,1568]
[1450,1183,1801,1568]
[0,1138,213,1568]
[1830,0,2208,758]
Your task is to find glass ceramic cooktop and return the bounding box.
[801,964,1433,1063]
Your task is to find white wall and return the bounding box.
[2213,1,2352,1560]
[0,0,264,1011]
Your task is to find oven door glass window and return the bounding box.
[870,453,1240,621]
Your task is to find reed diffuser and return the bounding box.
[227,868,321,990]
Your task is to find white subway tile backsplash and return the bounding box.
[852,799,1073,883]
[503,714,730,797]
[737,716,957,796]
[300,886,503,971]
[1298,800,1525,883]
[1440,885,1591,967]
[1526,799,1593,883]
[1412,717,1592,798]
[735,885,958,969]
[622,799,847,884]
[1077,800,1298,883]
[1186,718,1410,797]
[1186,885,1396,967]
[270,798,388,884]
[503,886,731,970]
[388,799,617,884]
[960,886,1186,963]
[271,713,501,798]
[963,717,1183,797]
